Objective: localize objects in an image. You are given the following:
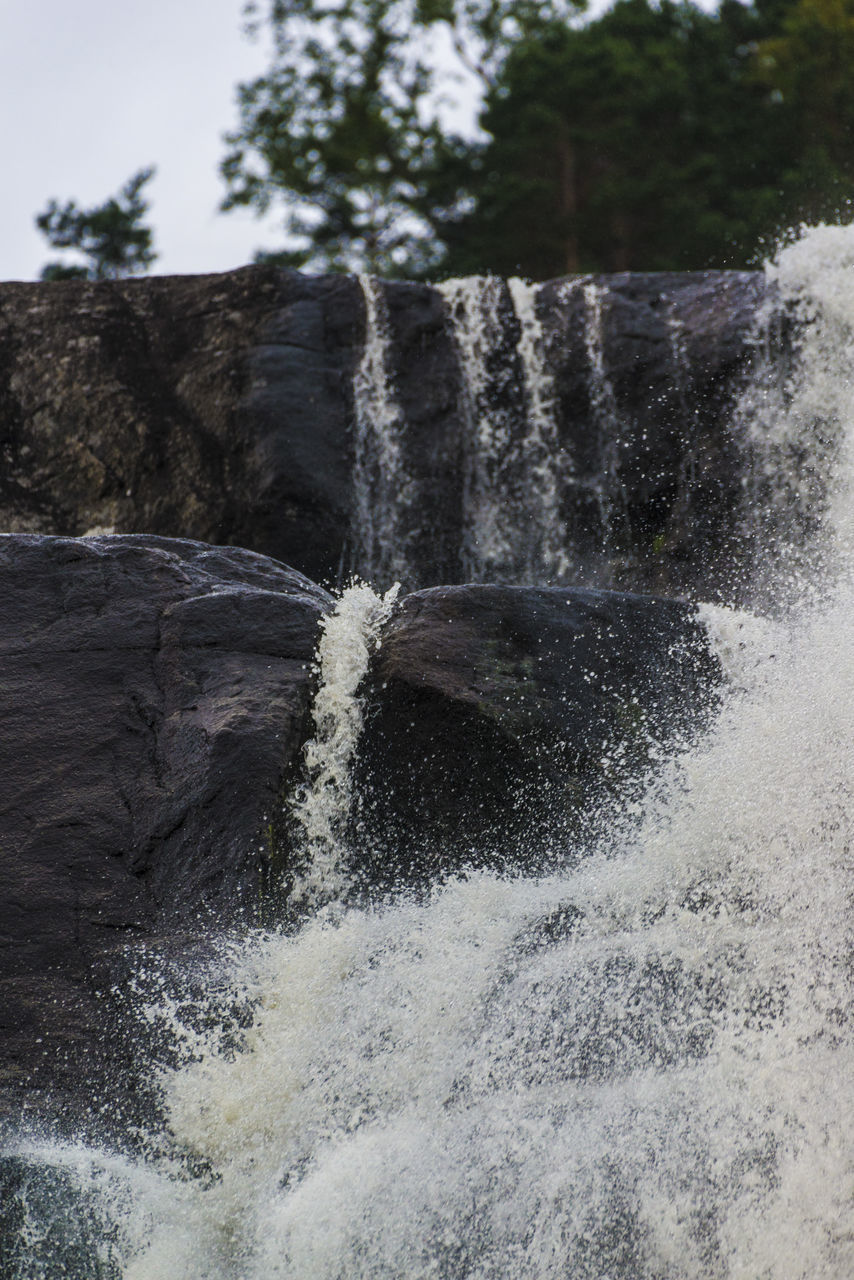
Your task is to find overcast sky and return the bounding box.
[1,0,286,282]
[1,1,625,285]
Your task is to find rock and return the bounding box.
[0,533,330,1122]
[0,267,776,599]
[0,538,721,1127]
[536,271,773,599]
[354,584,721,888]
[0,268,363,587]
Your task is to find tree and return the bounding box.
[221,0,583,276]
[36,168,158,282]
[753,0,854,225]
[222,0,854,279]
[439,0,799,277]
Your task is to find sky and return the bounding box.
[0,0,642,285]
[1,0,285,282]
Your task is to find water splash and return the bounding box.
[740,224,854,599]
[49,577,854,1277]
[289,580,399,908]
[8,227,854,1279]
[351,275,414,588]
[695,602,784,690]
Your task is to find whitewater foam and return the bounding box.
[45,576,853,1277]
[289,580,399,908]
[352,276,414,587]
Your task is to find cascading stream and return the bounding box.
[582,280,630,546]
[438,275,517,581]
[738,225,854,602]
[5,225,854,1279]
[351,275,414,587]
[289,580,399,908]
[506,277,573,580]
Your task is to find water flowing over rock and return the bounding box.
[4,226,854,1278]
[0,538,714,1123]
[0,266,772,598]
[355,584,719,887]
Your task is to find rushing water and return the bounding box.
[351,275,415,586]
[5,227,854,1278]
[288,580,399,909]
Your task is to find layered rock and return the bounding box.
[0,268,776,599]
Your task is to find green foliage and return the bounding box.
[224,0,854,278]
[221,0,582,275]
[36,168,158,282]
[440,0,801,275]
[754,0,854,221]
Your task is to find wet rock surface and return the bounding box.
[0,537,720,1126]
[356,583,721,888]
[0,267,773,598]
[0,267,363,587]
[0,533,330,1122]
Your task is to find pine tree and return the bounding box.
[36,168,158,282]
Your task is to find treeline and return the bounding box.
[36,0,854,282]
[223,0,854,278]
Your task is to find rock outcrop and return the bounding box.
[0,536,721,1127]
[0,267,775,600]
[355,584,720,887]
[0,533,330,1120]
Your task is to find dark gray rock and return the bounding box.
[537,271,773,598]
[0,533,330,1120]
[353,583,721,889]
[0,538,721,1128]
[0,268,363,588]
[0,267,778,600]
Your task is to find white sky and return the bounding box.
[1,0,283,282]
[1,0,711,285]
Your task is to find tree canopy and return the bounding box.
[440,0,800,276]
[36,168,158,282]
[221,0,582,275]
[217,0,854,278]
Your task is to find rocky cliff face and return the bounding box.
[0,534,331,1120]
[0,267,775,600]
[0,534,720,1128]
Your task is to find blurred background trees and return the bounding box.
[222,0,854,278]
[33,1,854,282]
[36,169,157,282]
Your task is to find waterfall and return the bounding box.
[289,580,399,909]
[438,275,572,583]
[438,276,518,581]
[505,277,572,580]
[351,276,414,587]
[738,225,854,599]
[582,280,630,549]
[6,226,854,1279]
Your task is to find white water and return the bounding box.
[739,225,854,601]
[438,276,573,582]
[351,275,414,586]
[7,227,854,1278]
[582,280,630,548]
[506,277,572,580]
[438,275,518,581]
[289,581,399,908]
